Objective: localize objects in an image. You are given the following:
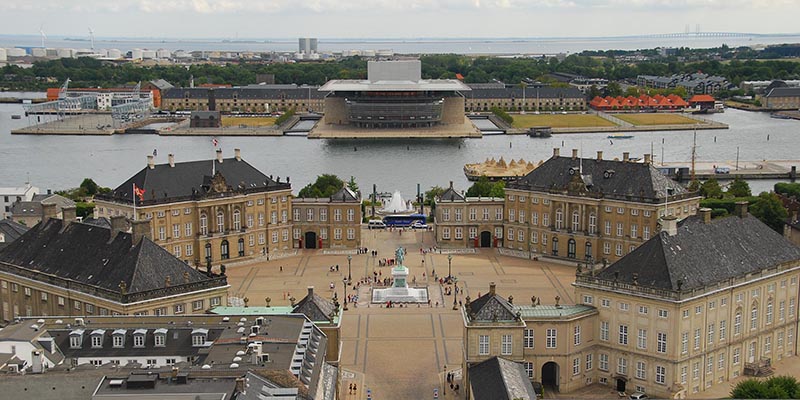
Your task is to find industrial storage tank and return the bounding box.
[0,48,6,61]
[142,49,156,59]
[6,48,27,57]
[106,48,122,59]
[156,48,171,59]
[31,48,47,57]
[56,48,73,58]
[131,48,143,60]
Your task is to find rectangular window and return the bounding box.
[442,209,450,221]
[193,300,204,310]
[694,328,701,350]
[601,298,610,308]
[681,366,688,384]
[658,309,668,318]
[658,332,667,353]
[656,365,666,384]
[546,328,557,348]
[636,361,646,380]
[173,245,181,258]
[639,305,648,315]
[618,357,628,375]
[619,325,629,345]
[173,224,180,238]
[586,354,593,371]
[134,335,145,347]
[525,362,534,378]
[574,325,581,346]
[186,244,193,256]
[478,335,489,355]
[455,227,463,240]
[718,353,725,370]
[573,357,580,375]
[599,354,609,371]
[601,321,609,341]
[643,226,650,240]
[334,229,342,240]
[442,228,451,240]
[582,295,593,305]
[619,302,629,311]
[158,226,166,240]
[733,348,740,365]
[524,329,534,348]
[682,332,689,354]
[501,334,512,355]
[637,329,647,349]
[707,323,715,344]
[693,362,700,380]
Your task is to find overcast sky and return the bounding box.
[1,0,799,39]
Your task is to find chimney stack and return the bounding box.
[307,286,314,298]
[596,151,603,161]
[147,155,155,169]
[734,201,748,218]
[61,205,77,226]
[489,282,496,296]
[234,148,241,161]
[110,215,128,238]
[216,149,223,163]
[449,181,453,189]
[623,152,630,162]
[662,215,678,236]
[131,219,152,244]
[699,207,712,224]
[168,154,175,167]
[552,148,560,158]
[41,203,58,222]
[644,154,652,165]
[571,148,578,160]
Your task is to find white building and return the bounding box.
[1,183,39,220]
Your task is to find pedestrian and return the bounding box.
[349,383,353,394]
[455,384,459,392]
[279,265,283,272]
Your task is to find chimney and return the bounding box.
[307,286,314,298]
[571,148,578,160]
[168,154,175,167]
[699,207,712,224]
[61,205,77,226]
[644,154,652,165]
[147,155,155,169]
[552,148,560,158]
[234,148,241,161]
[662,215,678,236]
[131,219,152,244]
[623,152,630,162]
[596,151,603,161]
[449,180,453,189]
[110,215,127,238]
[489,282,496,296]
[216,149,223,163]
[734,201,748,218]
[42,203,58,222]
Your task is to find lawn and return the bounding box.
[511,114,617,128]
[221,116,277,127]
[613,113,699,126]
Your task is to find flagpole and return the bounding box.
[132,182,137,221]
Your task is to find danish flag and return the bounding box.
[133,183,145,201]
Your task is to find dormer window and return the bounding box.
[154,328,168,347]
[90,329,105,348]
[112,329,126,348]
[133,329,147,348]
[69,329,85,349]
[192,328,209,347]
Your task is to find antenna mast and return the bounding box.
[691,126,697,182]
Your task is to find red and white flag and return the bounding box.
[133,183,145,201]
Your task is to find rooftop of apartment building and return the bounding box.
[95,149,291,207]
[507,149,692,203]
[0,219,28,250]
[292,187,360,204]
[10,193,75,219]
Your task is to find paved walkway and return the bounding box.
[225,227,577,399]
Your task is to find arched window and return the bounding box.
[734,307,742,335]
[220,240,229,260]
[552,236,559,256]
[238,238,245,257]
[751,302,759,330]
[205,243,212,262]
[233,209,241,230]
[567,238,576,258]
[199,213,208,235]
[585,241,592,261]
[216,211,225,233]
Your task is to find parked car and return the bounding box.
[629,392,648,400]
[368,220,386,229]
[411,222,428,229]
[714,167,730,174]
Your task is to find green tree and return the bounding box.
[424,186,446,206]
[465,177,505,198]
[347,176,359,193]
[604,81,623,97]
[730,375,800,399]
[775,182,800,199]
[80,178,99,196]
[727,177,752,198]
[750,192,789,233]
[298,174,344,198]
[700,178,724,199]
[730,379,769,399]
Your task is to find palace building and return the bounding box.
[463,205,800,399]
[318,60,471,129]
[434,182,505,248]
[0,213,228,323]
[292,187,362,249]
[503,149,701,264]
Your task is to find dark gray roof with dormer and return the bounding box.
[0,219,28,250]
[438,186,465,202]
[469,357,538,400]
[96,156,290,206]
[593,214,800,292]
[764,87,800,98]
[292,288,336,323]
[0,219,226,301]
[10,194,75,218]
[508,155,689,202]
[329,187,360,203]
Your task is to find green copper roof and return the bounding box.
[513,304,596,320]
[209,306,340,325]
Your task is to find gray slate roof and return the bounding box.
[163,86,327,100]
[466,86,584,100]
[765,87,800,98]
[469,357,537,400]
[0,219,28,249]
[292,287,336,323]
[438,186,465,202]
[467,289,518,322]
[509,155,688,202]
[10,194,75,217]
[0,219,224,298]
[97,156,289,206]
[595,214,800,292]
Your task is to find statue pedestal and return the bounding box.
[372,247,429,304]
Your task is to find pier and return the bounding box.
[659,160,798,182]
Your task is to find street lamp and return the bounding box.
[347,254,352,284]
[443,365,447,396]
[343,288,348,311]
[447,254,453,281]
[453,283,459,310]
